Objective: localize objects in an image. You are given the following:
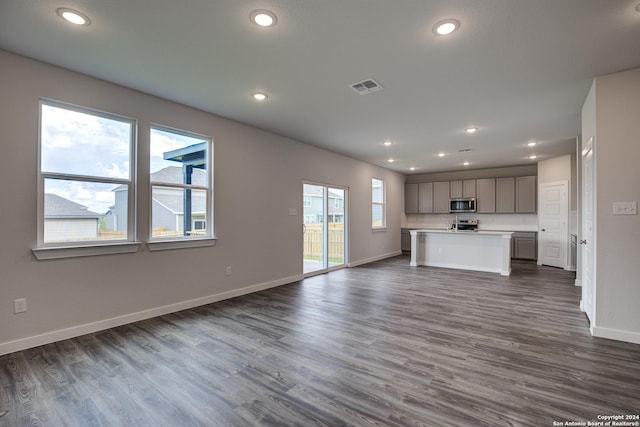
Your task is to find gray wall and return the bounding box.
[589,68,640,342]
[0,50,404,352]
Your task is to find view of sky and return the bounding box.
[41,104,209,214]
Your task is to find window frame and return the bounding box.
[33,99,140,260]
[147,124,215,251]
[371,177,386,230]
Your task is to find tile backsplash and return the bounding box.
[402,213,539,232]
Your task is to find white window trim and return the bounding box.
[372,177,386,230]
[33,99,139,260]
[148,124,215,250]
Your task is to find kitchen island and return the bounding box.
[409,229,514,276]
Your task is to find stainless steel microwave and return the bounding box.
[449,198,476,213]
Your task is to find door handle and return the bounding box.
[541,228,546,232]
[580,239,587,245]
[302,224,306,234]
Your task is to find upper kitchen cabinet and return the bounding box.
[418,182,434,213]
[463,179,476,198]
[433,181,450,213]
[516,175,537,213]
[405,183,419,213]
[476,178,496,213]
[496,177,516,213]
[450,180,463,198]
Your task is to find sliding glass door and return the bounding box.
[303,182,347,276]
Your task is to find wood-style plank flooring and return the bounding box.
[1,256,639,426]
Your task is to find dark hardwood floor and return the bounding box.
[1,256,639,426]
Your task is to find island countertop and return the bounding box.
[409,229,514,236]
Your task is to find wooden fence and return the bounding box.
[304,223,345,262]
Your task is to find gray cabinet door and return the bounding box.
[433,181,450,213]
[418,182,434,213]
[405,183,418,213]
[496,177,515,213]
[476,178,495,213]
[512,232,537,260]
[516,175,536,213]
[463,179,476,197]
[449,180,463,198]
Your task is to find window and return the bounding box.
[38,100,136,246]
[303,196,312,207]
[372,178,385,229]
[150,126,212,240]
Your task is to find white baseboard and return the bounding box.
[574,278,582,287]
[348,250,403,268]
[0,274,303,356]
[592,325,640,345]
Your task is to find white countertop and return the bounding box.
[410,229,514,236]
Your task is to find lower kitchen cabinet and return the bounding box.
[511,232,537,260]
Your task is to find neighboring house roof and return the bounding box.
[151,166,207,186]
[112,166,207,192]
[304,186,343,199]
[44,193,101,219]
[152,192,206,215]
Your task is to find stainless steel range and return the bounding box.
[453,218,478,231]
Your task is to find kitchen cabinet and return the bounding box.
[433,181,450,213]
[511,232,537,260]
[463,179,476,197]
[450,180,463,198]
[496,177,515,213]
[476,178,496,213]
[516,175,536,213]
[418,182,434,213]
[405,183,418,213]
[401,228,411,252]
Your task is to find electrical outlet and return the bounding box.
[225,266,232,276]
[14,298,27,314]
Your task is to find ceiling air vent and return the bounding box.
[349,78,384,95]
[458,148,472,152]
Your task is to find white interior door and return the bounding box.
[538,181,569,268]
[581,139,595,322]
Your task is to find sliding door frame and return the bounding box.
[302,180,349,278]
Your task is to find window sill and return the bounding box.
[32,241,141,260]
[372,227,387,232]
[147,237,217,252]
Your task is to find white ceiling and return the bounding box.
[1,1,640,174]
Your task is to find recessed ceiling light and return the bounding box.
[463,161,470,166]
[529,155,537,160]
[388,158,394,163]
[433,19,460,36]
[409,167,416,171]
[438,152,445,157]
[250,9,277,27]
[252,92,268,101]
[465,127,478,134]
[527,142,537,147]
[383,140,392,146]
[56,8,91,26]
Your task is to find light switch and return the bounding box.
[613,202,638,215]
